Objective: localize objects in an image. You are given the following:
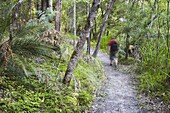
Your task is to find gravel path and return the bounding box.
[90,51,146,113]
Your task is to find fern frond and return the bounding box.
[12,35,60,58]
[14,23,46,38]
[0,0,19,39]
[3,54,27,76]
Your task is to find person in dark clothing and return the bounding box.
[108,36,119,66]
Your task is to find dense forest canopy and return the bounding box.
[0,0,170,112]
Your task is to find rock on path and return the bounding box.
[90,51,145,113]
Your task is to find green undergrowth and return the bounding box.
[136,38,170,104]
[136,72,170,100]
[119,57,136,65]
[0,39,104,112]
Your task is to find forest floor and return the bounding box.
[89,51,148,113]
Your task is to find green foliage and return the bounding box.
[0,32,104,112]
[0,0,17,42]
[37,8,56,23]
[137,72,170,102]
[78,90,93,108]
[0,75,71,112]
[119,57,136,65]
[0,54,104,112]
[96,35,109,52]
[1,20,60,75]
[73,55,104,111]
[96,0,170,105]
[136,38,170,102]
[62,0,89,33]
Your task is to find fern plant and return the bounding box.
[0,19,60,76]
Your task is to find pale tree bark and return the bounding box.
[55,0,62,31]
[86,0,91,54]
[86,32,91,54]
[73,0,76,36]
[49,0,53,13]
[93,0,115,57]
[63,0,100,85]
[73,0,77,47]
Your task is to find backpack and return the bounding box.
[110,42,118,52]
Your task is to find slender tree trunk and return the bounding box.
[93,0,115,57]
[63,0,100,85]
[92,18,98,40]
[87,34,91,54]
[73,0,76,36]
[125,33,130,59]
[41,0,45,11]
[73,0,77,47]
[86,0,91,54]
[46,0,49,8]
[36,0,40,10]
[49,0,53,13]
[55,0,62,31]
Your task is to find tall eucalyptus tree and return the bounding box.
[63,0,100,85]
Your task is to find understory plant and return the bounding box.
[0,21,104,112]
[136,37,170,102]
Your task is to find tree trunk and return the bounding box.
[0,41,12,67]
[55,0,62,31]
[86,0,90,16]
[125,33,130,59]
[49,0,53,13]
[36,0,40,10]
[41,0,45,11]
[93,0,115,57]
[63,0,100,86]
[73,0,76,36]
[86,0,91,54]
[46,0,49,8]
[87,35,91,54]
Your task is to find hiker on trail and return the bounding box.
[108,36,119,67]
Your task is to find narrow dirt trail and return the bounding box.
[90,51,146,113]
